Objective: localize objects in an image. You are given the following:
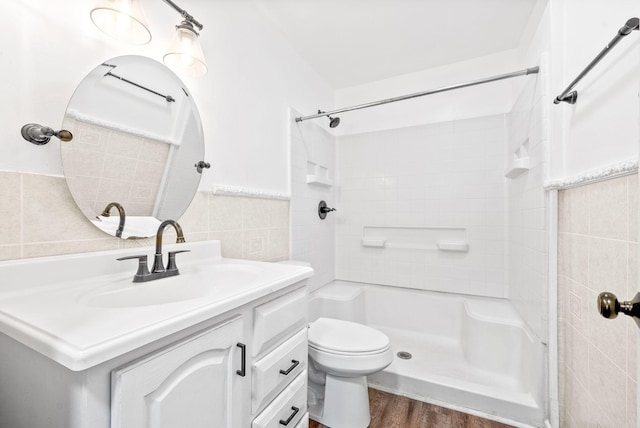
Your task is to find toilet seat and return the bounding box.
[308,318,390,354]
[308,344,391,357]
[308,318,393,377]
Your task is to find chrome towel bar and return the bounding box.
[554,17,639,105]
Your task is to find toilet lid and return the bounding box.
[308,318,390,353]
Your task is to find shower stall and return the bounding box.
[290,62,549,427]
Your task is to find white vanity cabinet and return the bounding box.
[110,286,312,428]
[0,281,310,428]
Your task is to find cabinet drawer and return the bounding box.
[252,328,307,412]
[252,371,307,428]
[295,413,309,428]
[252,288,307,357]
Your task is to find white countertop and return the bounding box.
[0,241,313,371]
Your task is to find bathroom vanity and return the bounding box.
[0,241,311,428]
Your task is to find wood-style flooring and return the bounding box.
[308,388,515,428]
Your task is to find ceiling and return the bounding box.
[252,0,546,89]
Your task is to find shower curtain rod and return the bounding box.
[294,66,539,123]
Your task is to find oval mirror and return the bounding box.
[61,55,205,239]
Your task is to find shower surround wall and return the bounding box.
[506,59,549,342]
[289,111,336,291]
[335,115,508,297]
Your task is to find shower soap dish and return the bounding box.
[437,241,469,252]
[505,139,530,179]
[361,239,386,248]
[306,175,333,187]
[504,157,530,179]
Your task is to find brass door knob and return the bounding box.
[597,291,640,322]
[597,292,621,319]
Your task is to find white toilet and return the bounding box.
[307,317,393,428]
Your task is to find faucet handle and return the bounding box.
[117,255,150,282]
[167,250,191,271]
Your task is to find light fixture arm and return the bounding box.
[21,123,73,145]
[162,0,203,31]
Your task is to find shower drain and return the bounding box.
[397,351,412,360]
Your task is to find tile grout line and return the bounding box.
[19,172,24,259]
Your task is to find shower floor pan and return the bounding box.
[309,281,544,428]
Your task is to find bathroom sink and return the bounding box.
[80,264,262,308]
[0,241,314,370]
[80,276,212,308]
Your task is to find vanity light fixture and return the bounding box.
[163,18,207,77]
[161,0,208,77]
[89,0,208,77]
[90,0,152,45]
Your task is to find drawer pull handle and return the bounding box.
[279,359,300,376]
[236,343,246,377]
[279,406,300,426]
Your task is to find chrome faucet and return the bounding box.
[100,202,125,238]
[117,219,189,283]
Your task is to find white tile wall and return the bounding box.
[289,110,336,291]
[558,175,638,428]
[506,60,549,342]
[335,115,508,298]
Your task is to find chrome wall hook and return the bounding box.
[21,123,73,145]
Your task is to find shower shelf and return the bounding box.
[306,175,333,187]
[361,239,386,248]
[306,161,333,187]
[504,157,530,179]
[437,241,469,252]
[361,226,469,252]
[505,139,530,179]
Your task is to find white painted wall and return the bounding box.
[549,0,640,180]
[333,49,520,136]
[330,0,640,183]
[1,0,332,196]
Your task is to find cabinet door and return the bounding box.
[111,317,244,428]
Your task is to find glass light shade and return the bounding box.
[90,0,151,45]
[163,26,208,78]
